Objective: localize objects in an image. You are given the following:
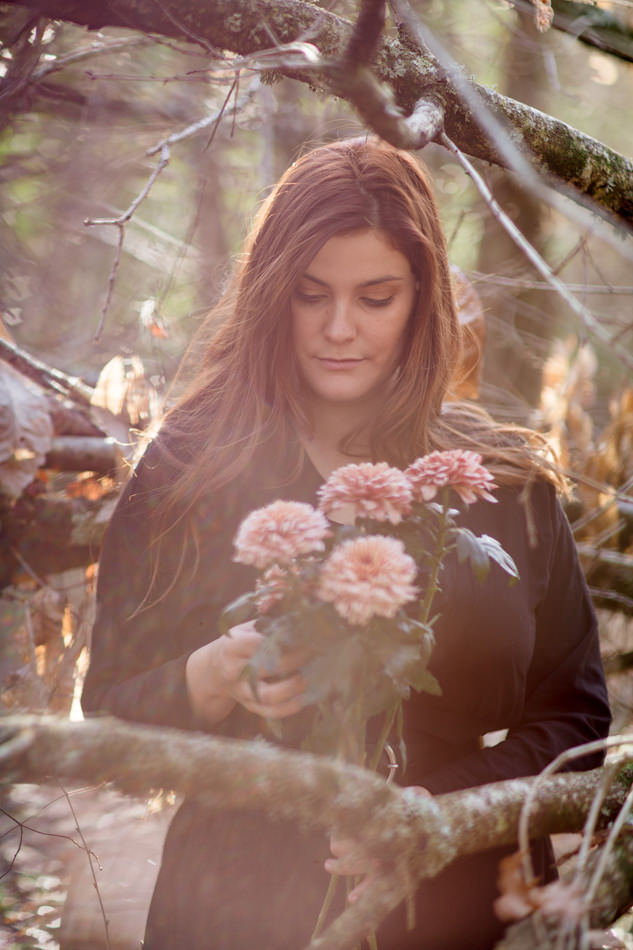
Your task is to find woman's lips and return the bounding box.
[316,357,364,370]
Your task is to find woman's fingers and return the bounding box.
[222,621,310,717]
[325,837,379,879]
[272,645,311,676]
[226,623,308,676]
[348,877,374,903]
[235,671,306,718]
[324,791,432,902]
[224,621,263,655]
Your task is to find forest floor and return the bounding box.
[0,782,175,950]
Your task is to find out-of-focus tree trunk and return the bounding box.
[477,9,554,417]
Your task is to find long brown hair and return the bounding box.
[154,137,560,531]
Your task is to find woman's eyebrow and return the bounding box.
[301,273,405,287]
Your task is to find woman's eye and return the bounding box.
[362,295,394,308]
[295,291,325,304]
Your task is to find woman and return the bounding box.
[82,137,610,950]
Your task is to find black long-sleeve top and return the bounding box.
[82,437,610,950]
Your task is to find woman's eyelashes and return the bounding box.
[293,291,326,305]
[362,295,394,308]
[293,290,396,308]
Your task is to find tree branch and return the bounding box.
[0,337,131,449]
[344,0,386,67]
[4,0,633,226]
[514,0,633,64]
[1,715,633,950]
[439,131,633,373]
[0,336,94,404]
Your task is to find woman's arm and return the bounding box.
[419,489,611,795]
[82,444,305,731]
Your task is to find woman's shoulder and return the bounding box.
[460,476,563,560]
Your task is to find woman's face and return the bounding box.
[291,228,416,417]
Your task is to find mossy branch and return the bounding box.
[2,714,633,950]
[3,0,633,226]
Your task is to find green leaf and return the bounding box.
[255,611,297,649]
[384,643,423,688]
[218,590,259,634]
[251,632,282,675]
[478,534,520,582]
[410,667,443,696]
[455,527,490,583]
[301,636,362,705]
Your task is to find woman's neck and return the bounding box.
[300,400,372,480]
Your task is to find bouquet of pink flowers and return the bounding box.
[219,450,518,766]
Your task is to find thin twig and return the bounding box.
[85,143,170,340]
[92,223,124,342]
[439,132,633,372]
[470,272,633,295]
[561,469,633,507]
[32,37,153,81]
[518,736,633,884]
[146,78,250,155]
[584,781,633,907]
[552,237,586,276]
[148,0,217,53]
[0,807,24,882]
[206,76,239,150]
[571,474,633,534]
[58,783,112,950]
[591,589,633,613]
[572,760,620,885]
[576,545,633,569]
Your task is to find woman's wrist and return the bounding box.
[185,640,237,726]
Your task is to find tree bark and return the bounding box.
[44,436,120,475]
[3,0,633,226]
[0,489,117,586]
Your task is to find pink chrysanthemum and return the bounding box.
[234,500,330,569]
[317,535,418,626]
[406,450,497,505]
[318,462,413,524]
[255,565,291,614]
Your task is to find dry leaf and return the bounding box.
[65,474,114,500]
[494,850,540,922]
[495,850,589,930]
[448,266,486,401]
[0,362,53,498]
[531,0,553,32]
[91,354,160,430]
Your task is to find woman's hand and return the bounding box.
[324,786,431,903]
[185,620,307,726]
[324,837,380,903]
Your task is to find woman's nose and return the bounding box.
[324,299,356,342]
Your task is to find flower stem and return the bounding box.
[310,874,339,941]
[368,700,400,774]
[419,488,451,626]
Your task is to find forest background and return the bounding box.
[1,1,633,948]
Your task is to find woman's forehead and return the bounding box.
[299,229,413,285]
